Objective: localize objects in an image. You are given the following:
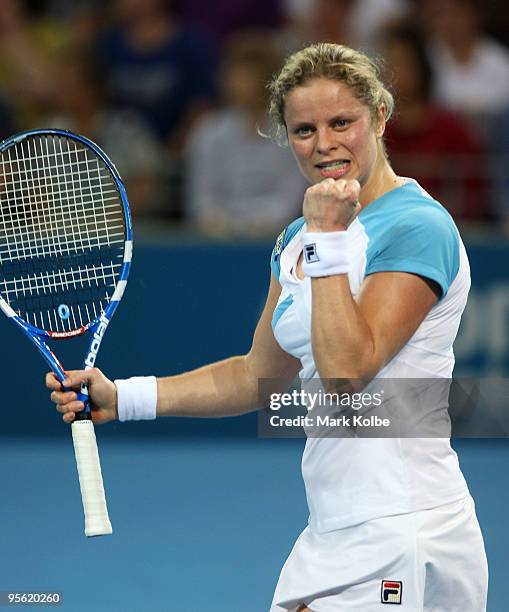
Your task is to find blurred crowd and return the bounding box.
[1,0,509,235]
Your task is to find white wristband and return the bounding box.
[302,231,350,277]
[115,376,157,422]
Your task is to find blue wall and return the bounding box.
[1,237,508,436]
[455,241,509,376]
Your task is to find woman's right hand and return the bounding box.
[46,368,118,424]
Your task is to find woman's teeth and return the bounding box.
[320,161,348,169]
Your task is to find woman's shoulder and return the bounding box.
[399,181,456,226]
[376,180,452,216]
[361,181,459,245]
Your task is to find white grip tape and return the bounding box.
[71,420,112,537]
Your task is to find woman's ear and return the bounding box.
[376,103,387,138]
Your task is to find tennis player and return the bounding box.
[47,43,488,611]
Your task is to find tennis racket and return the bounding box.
[0,129,133,536]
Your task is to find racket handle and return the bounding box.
[71,419,113,537]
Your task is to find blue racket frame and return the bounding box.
[0,129,133,412]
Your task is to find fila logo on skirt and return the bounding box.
[381,580,402,604]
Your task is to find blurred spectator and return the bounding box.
[43,1,108,55]
[186,31,307,236]
[383,25,489,220]
[179,0,283,55]
[38,53,165,217]
[423,0,509,121]
[484,0,509,50]
[0,0,67,129]
[95,0,216,148]
[278,0,356,54]
[279,0,408,54]
[0,96,14,140]
[487,105,509,232]
[348,0,409,52]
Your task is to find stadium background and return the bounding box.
[1,1,508,610]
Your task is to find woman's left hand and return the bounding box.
[303,178,361,232]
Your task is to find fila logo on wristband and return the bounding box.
[302,231,350,277]
[381,580,402,604]
[304,243,319,263]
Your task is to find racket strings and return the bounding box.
[2,261,119,331]
[0,204,124,261]
[0,139,123,261]
[0,134,126,332]
[2,259,121,296]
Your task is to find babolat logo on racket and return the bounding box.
[84,312,110,369]
[381,580,402,604]
[304,243,319,263]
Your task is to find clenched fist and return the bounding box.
[304,178,361,232]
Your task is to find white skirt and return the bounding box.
[271,495,488,611]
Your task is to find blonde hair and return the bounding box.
[267,43,394,143]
